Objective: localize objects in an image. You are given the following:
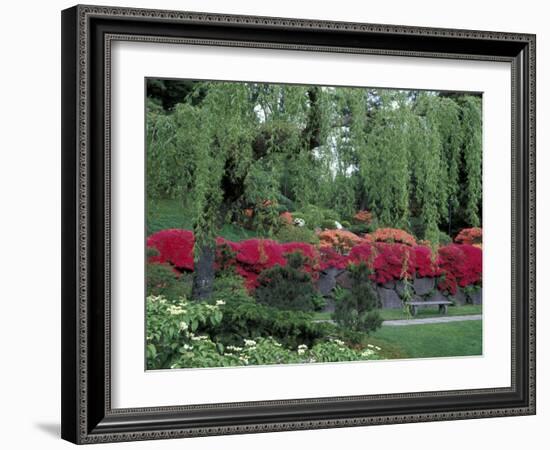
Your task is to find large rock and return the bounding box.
[425,290,449,303]
[316,267,343,296]
[335,270,352,290]
[413,277,435,296]
[469,288,482,305]
[452,288,468,306]
[377,287,402,309]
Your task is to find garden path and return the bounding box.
[313,314,482,326]
[382,314,482,326]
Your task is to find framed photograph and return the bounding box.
[61,4,536,444]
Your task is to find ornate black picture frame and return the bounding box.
[61,4,536,444]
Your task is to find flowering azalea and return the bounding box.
[368,228,417,247]
[455,227,483,245]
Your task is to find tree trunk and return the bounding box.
[191,243,216,300]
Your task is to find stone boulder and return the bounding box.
[335,270,352,290]
[425,290,449,303]
[469,288,482,305]
[376,287,402,309]
[316,267,343,296]
[413,276,435,296]
[452,288,468,306]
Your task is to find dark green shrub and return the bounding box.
[348,224,367,235]
[340,220,351,229]
[332,262,383,334]
[321,219,338,229]
[211,272,255,305]
[146,262,191,300]
[311,293,327,311]
[254,252,318,311]
[204,300,335,349]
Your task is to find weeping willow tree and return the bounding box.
[146,80,482,300]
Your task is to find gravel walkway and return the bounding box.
[382,314,482,326]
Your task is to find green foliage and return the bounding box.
[147,81,483,263]
[206,297,334,349]
[146,295,224,369]
[332,263,383,334]
[146,261,192,300]
[274,225,319,244]
[461,96,483,226]
[292,204,341,230]
[146,290,382,369]
[361,92,410,228]
[437,231,453,245]
[254,252,319,311]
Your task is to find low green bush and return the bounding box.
[292,204,340,230]
[274,225,319,244]
[332,262,383,335]
[146,262,192,300]
[254,252,318,312]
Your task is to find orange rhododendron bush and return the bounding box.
[317,229,370,253]
[368,228,417,246]
[353,210,373,223]
[455,227,482,246]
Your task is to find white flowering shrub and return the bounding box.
[147,295,382,369]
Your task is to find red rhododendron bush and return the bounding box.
[147,228,482,294]
[147,229,195,271]
[147,230,320,290]
[437,244,482,294]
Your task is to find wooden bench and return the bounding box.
[406,300,453,316]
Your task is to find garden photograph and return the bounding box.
[145,78,483,370]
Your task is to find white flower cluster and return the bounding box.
[215,300,226,306]
[367,344,381,351]
[148,295,167,304]
[179,321,188,331]
[190,335,208,341]
[361,349,376,357]
[168,305,186,315]
[226,345,243,352]
[244,339,256,347]
[332,339,345,346]
[293,218,305,227]
[297,344,308,355]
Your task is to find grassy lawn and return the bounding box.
[371,320,482,359]
[147,199,266,241]
[313,304,482,321]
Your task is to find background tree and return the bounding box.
[146,80,483,300]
